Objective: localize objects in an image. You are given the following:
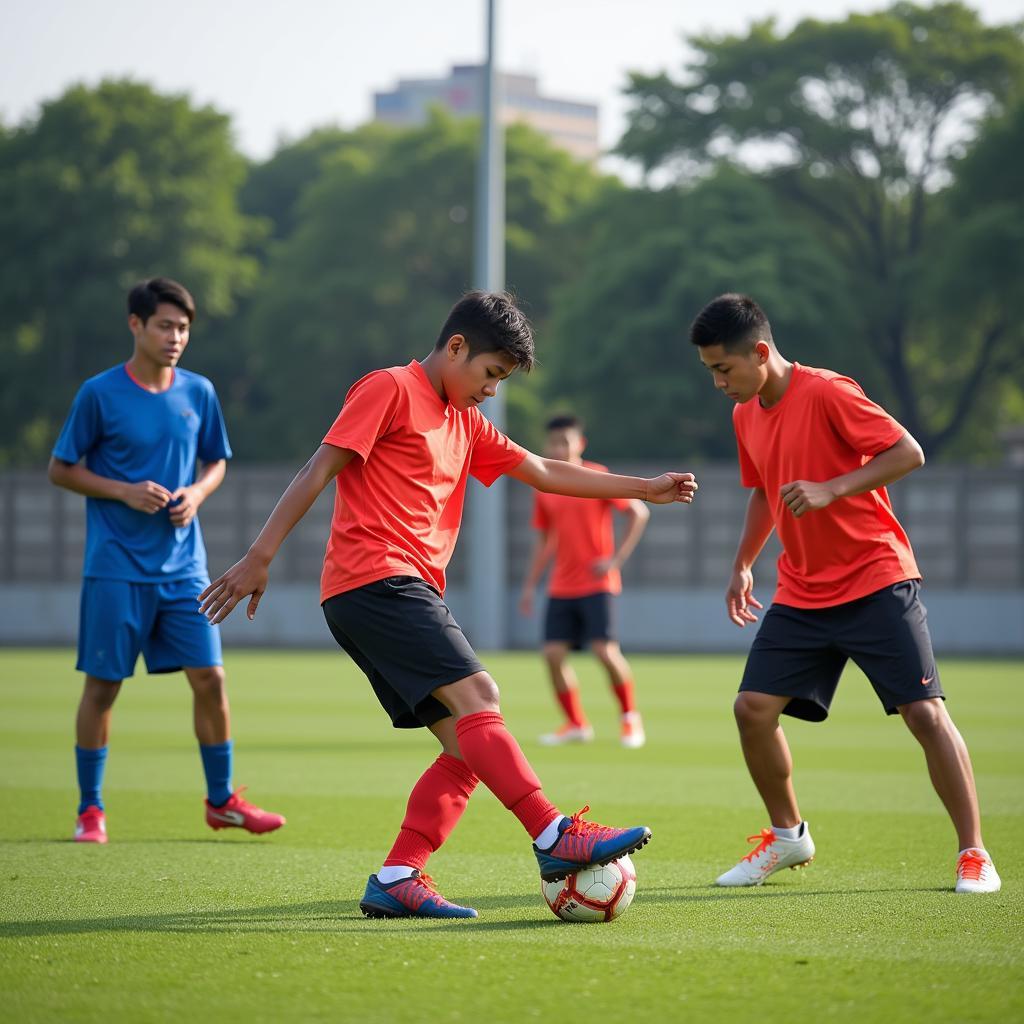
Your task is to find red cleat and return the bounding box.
[74,805,108,844]
[205,786,285,834]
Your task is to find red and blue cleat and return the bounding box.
[205,786,285,834]
[533,805,652,882]
[360,871,478,919]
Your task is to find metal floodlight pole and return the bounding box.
[467,0,507,649]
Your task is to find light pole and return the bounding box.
[466,0,507,649]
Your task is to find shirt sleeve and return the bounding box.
[197,381,232,462]
[531,494,549,531]
[322,371,402,461]
[52,383,101,464]
[468,411,527,486]
[822,377,906,456]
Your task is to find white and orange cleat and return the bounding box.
[715,824,815,886]
[205,787,285,834]
[955,848,1001,893]
[74,805,108,844]
[539,723,594,746]
[620,711,646,749]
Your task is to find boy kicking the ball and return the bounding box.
[49,278,284,844]
[518,415,650,748]
[200,291,698,918]
[691,293,999,894]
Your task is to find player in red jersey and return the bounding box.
[691,293,999,894]
[519,415,649,748]
[199,292,699,918]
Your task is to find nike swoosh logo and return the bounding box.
[921,675,934,686]
[208,809,246,825]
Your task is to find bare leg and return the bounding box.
[543,641,578,695]
[184,666,230,745]
[428,715,463,757]
[76,675,122,748]
[899,698,983,851]
[590,639,632,689]
[734,691,802,828]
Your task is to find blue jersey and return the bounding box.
[52,364,232,582]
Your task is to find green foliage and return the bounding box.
[0,80,262,466]
[619,2,1024,457]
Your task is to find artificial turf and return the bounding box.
[1,648,1020,1023]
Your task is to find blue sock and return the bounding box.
[199,740,234,807]
[76,745,107,814]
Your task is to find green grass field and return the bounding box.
[1,649,1021,1023]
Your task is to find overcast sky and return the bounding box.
[3,0,1021,160]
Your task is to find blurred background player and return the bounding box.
[49,277,285,844]
[691,293,999,894]
[519,415,649,748]
[199,291,698,918]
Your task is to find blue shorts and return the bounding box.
[77,577,223,681]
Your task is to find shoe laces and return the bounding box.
[564,805,617,842]
[228,785,257,812]
[957,850,988,881]
[742,828,778,862]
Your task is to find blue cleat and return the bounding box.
[534,805,652,883]
[359,871,479,919]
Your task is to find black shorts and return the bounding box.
[322,576,485,730]
[544,592,616,650]
[740,580,944,722]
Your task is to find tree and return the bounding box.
[0,80,262,466]
[546,168,850,460]
[233,111,605,459]
[618,2,1024,456]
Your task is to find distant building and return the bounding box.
[374,64,600,162]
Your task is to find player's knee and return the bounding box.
[188,666,226,699]
[435,672,500,716]
[899,698,944,735]
[83,678,120,711]
[733,692,774,731]
[542,644,567,668]
[589,640,614,664]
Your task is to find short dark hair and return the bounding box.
[689,294,771,353]
[545,414,583,432]
[128,278,196,324]
[434,290,534,371]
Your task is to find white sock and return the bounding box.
[771,822,803,841]
[377,865,416,884]
[533,813,565,850]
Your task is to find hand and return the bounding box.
[726,567,763,627]
[644,472,698,505]
[591,557,616,577]
[198,552,270,624]
[120,480,172,514]
[518,589,534,617]
[780,480,836,518]
[168,485,201,527]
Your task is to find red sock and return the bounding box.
[613,679,636,714]
[556,688,587,727]
[455,711,559,839]
[383,753,479,870]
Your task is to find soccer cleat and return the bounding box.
[205,786,285,834]
[620,711,646,749]
[74,805,108,844]
[715,825,815,886]
[359,871,479,919]
[539,723,595,746]
[955,849,1001,894]
[534,805,652,882]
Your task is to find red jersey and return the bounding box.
[532,462,632,598]
[319,360,526,601]
[733,363,920,608]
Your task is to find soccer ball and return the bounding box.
[541,856,637,922]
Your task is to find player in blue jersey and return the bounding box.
[49,277,285,843]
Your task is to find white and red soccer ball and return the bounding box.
[542,855,637,922]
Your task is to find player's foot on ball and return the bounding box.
[539,722,594,746]
[620,711,646,749]
[74,805,108,844]
[205,786,285,834]
[715,824,815,886]
[955,848,1001,894]
[359,871,478,919]
[533,805,652,882]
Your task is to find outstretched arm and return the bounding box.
[780,433,924,518]
[199,443,354,623]
[727,488,775,627]
[509,453,697,505]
